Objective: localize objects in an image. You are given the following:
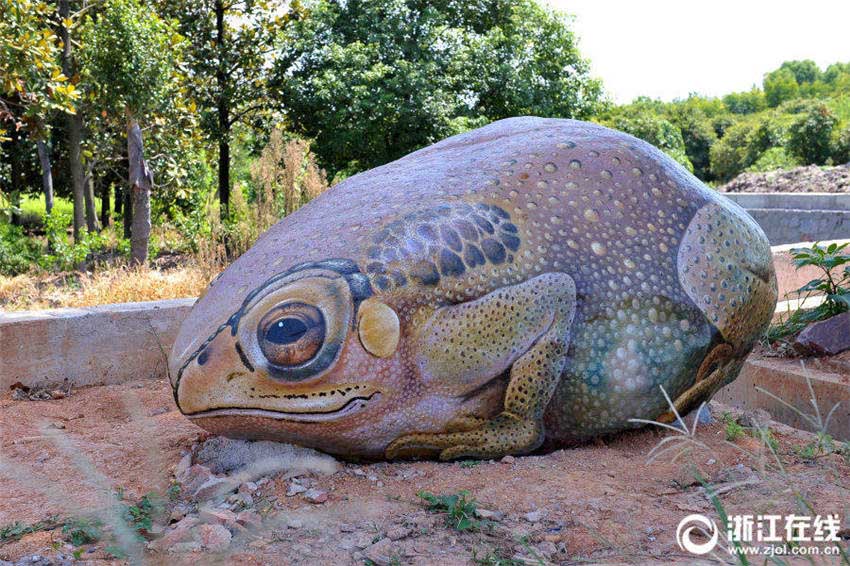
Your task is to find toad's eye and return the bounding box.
[258,303,325,367]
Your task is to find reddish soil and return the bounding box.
[1,378,848,565]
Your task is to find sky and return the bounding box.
[544,0,850,103]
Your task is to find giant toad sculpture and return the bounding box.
[168,117,777,460]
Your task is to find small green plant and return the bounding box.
[61,517,102,546]
[722,412,745,441]
[768,242,850,341]
[0,517,59,543]
[417,490,483,531]
[458,460,480,469]
[121,492,164,534]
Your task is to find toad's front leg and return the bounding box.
[385,272,576,461]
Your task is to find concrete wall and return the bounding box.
[715,357,850,441]
[724,192,850,211]
[723,192,849,245]
[0,298,194,391]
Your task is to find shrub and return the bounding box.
[832,126,850,164]
[0,223,40,276]
[787,103,838,165]
[745,147,799,173]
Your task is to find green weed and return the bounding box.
[417,490,483,531]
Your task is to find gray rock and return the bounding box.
[194,476,235,501]
[362,538,396,566]
[795,312,850,356]
[194,523,232,552]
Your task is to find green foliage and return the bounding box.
[745,147,799,173]
[417,490,483,531]
[787,103,838,165]
[768,242,850,341]
[276,0,604,176]
[833,126,850,164]
[0,516,58,543]
[708,120,758,181]
[118,491,166,536]
[79,0,180,119]
[722,89,767,115]
[61,517,102,546]
[777,60,822,85]
[0,222,40,275]
[721,412,745,441]
[764,68,799,107]
[0,0,78,138]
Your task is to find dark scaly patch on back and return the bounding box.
[363,202,522,291]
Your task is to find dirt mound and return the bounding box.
[718,164,850,193]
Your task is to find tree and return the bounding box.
[0,0,78,222]
[776,60,822,85]
[764,68,799,107]
[274,0,603,177]
[787,103,837,165]
[79,0,181,264]
[606,112,693,173]
[722,88,767,115]
[156,0,285,221]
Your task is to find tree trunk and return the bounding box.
[59,0,85,242]
[216,0,231,221]
[36,139,54,215]
[99,181,110,227]
[128,120,152,266]
[83,162,101,232]
[8,127,22,226]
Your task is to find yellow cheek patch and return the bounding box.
[357,298,400,358]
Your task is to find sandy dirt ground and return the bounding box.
[1,378,848,565]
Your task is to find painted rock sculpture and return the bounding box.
[169,118,777,460]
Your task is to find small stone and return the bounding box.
[199,507,237,526]
[363,537,395,566]
[304,488,328,504]
[475,508,503,520]
[236,510,262,529]
[169,504,189,523]
[795,312,850,355]
[194,477,235,501]
[150,516,198,551]
[174,453,192,478]
[501,455,516,464]
[287,483,307,496]
[524,510,543,523]
[178,464,213,494]
[738,408,772,429]
[195,523,232,552]
[287,518,304,529]
[49,390,66,399]
[169,541,202,553]
[352,468,366,477]
[386,526,411,541]
[353,532,374,549]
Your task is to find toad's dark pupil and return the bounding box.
[266,318,308,344]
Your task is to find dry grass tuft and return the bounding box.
[0,265,212,311]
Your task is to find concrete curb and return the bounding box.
[715,358,850,441]
[0,298,195,391]
[724,192,850,211]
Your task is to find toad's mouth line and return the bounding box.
[185,392,380,423]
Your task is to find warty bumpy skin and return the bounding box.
[168,117,777,460]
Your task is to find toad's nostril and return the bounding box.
[198,347,210,366]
